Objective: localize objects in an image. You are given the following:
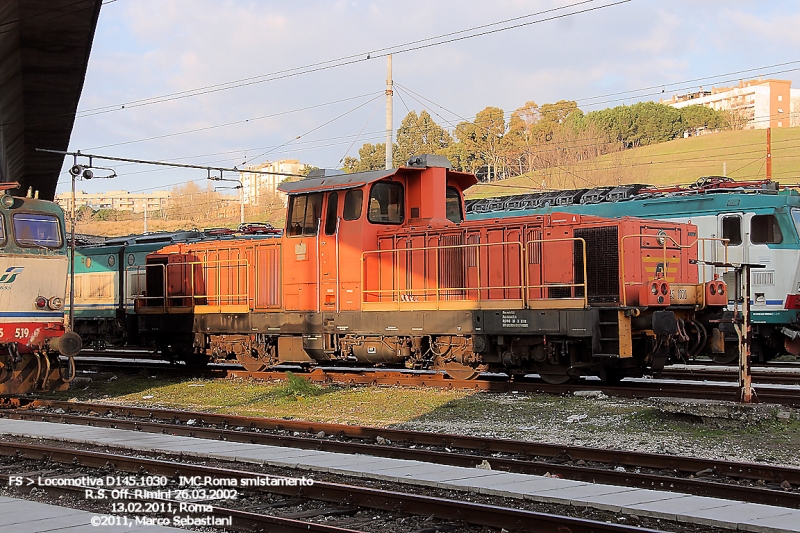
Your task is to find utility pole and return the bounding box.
[766,127,772,181]
[240,185,245,225]
[143,201,148,233]
[385,54,393,170]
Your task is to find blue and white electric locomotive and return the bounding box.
[0,183,81,394]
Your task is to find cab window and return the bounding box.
[368,182,404,224]
[721,215,742,246]
[343,190,363,221]
[13,213,61,248]
[446,187,463,223]
[791,208,800,238]
[751,214,783,244]
[324,192,338,235]
[0,214,5,246]
[287,193,322,237]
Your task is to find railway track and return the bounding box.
[8,400,799,509]
[69,354,800,406]
[0,439,663,533]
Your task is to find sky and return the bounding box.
[57,0,800,195]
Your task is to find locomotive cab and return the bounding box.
[278,154,476,313]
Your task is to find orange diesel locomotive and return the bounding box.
[135,155,728,383]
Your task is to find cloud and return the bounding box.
[61,0,800,193]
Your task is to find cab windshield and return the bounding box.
[13,213,62,248]
[792,208,800,239]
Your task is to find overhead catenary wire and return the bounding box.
[71,0,628,119]
[84,91,384,151]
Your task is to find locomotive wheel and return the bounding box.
[712,343,740,364]
[534,362,576,384]
[440,361,479,380]
[785,336,800,357]
[236,351,267,372]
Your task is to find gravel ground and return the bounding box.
[43,373,800,468]
[393,391,800,467]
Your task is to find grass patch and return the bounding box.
[468,126,800,198]
[42,373,472,427]
[270,371,327,400]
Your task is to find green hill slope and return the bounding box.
[467,126,800,198]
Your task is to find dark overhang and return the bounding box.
[0,0,102,200]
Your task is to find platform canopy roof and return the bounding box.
[0,0,102,200]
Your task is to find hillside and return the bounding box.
[467,126,800,199]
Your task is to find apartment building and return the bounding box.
[56,190,172,213]
[240,159,304,206]
[663,78,800,129]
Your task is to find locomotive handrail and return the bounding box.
[127,263,166,311]
[361,241,525,311]
[524,237,588,309]
[128,259,251,311]
[619,234,730,307]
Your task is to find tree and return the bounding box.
[75,205,95,222]
[168,181,221,220]
[448,107,506,181]
[504,101,540,175]
[679,105,728,135]
[393,110,451,166]
[587,102,684,148]
[341,143,388,173]
[724,107,750,131]
[299,164,318,176]
[93,208,120,221]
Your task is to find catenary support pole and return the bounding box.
[385,54,393,170]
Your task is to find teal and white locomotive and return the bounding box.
[467,177,800,362]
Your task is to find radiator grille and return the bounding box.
[752,270,775,286]
[574,226,619,303]
[438,234,465,298]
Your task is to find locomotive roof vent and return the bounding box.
[406,154,452,170]
[306,168,344,179]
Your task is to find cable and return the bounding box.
[73,0,627,118]
[337,99,385,167]
[83,91,382,150]
[241,93,384,166]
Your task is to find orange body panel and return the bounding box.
[143,164,709,315]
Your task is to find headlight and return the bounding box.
[660,283,668,295]
[717,283,725,296]
[709,284,716,295]
[48,296,64,310]
[0,194,14,208]
[651,283,658,295]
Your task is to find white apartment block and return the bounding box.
[663,78,800,130]
[56,190,171,213]
[240,159,303,206]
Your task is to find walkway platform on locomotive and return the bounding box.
[1,418,797,533]
[0,495,184,532]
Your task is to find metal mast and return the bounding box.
[385,55,393,170]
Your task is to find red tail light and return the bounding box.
[705,281,728,306]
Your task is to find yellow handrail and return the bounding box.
[361,241,525,310]
[525,237,588,308]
